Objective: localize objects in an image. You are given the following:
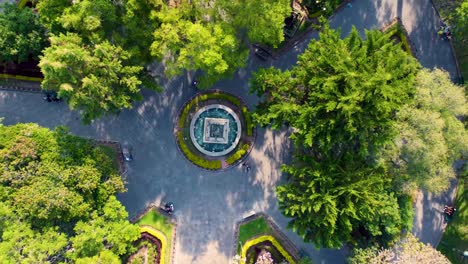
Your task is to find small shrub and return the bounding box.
[241,235,296,264]
[398,194,414,231]
[226,144,250,165]
[177,132,222,170]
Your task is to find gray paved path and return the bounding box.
[0,0,460,263]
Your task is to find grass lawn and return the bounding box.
[97,145,119,171]
[437,178,467,264]
[237,217,272,252]
[137,210,174,264]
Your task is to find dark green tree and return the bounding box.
[251,26,420,157]
[39,33,144,123]
[0,3,47,64]
[277,154,405,248]
[151,1,248,87]
[251,26,420,248]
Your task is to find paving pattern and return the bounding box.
[0,0,460,263]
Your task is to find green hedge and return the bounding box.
[177,132,222,170]
[226,143,250,165]
[384,23,413,56]
[242,107,253,136]
[0,73,42,82]
[177,91,251,169]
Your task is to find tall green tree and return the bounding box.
[251,26,420,248]
[277,154,408,248]
[0,123,139,262]
[251,26,420,157]
[39,33,143,123]
[0,3,47,64]
[151,1,247,87]
[383,68,467,194]
[216,0,291,47]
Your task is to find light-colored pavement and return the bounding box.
[0,0,460,263]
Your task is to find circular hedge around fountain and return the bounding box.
[175,91,255,170]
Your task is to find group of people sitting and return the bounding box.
[444,205,456,217]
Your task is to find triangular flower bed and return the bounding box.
[127,207,176,264]
[233,213,300,264]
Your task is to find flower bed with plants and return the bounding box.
[234,215,302,264]
[241,235,296,264]
[127,231,162,264]
[129,209,175,264]
[176,91,254,170]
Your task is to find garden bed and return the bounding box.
[243,237,296,264]
[234,214,300,264]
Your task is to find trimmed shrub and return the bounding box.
[226,143,250,165]
[241,235,296,264]
[177,132,222,170]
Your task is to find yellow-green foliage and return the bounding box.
[177,132,222,169]
[0,73,42,82]
[242,106,253,136]
[241,235,296,264]
[139,226,168,264]
[18,0,31,9]
[226,143,250,165]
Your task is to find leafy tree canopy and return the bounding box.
[251,26,420,248]
[216,0,291,47]
[251,25,420,158]
[0,123,139,263]
[277,154,410,248]
[382,68,467,194]
[348,234,451,264]
[0,3,48,64]
[39,33,144,123]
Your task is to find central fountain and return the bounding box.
[190,104,241,157]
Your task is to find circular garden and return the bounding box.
[175,91,254,170]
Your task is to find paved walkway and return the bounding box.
[0,0,459,263]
